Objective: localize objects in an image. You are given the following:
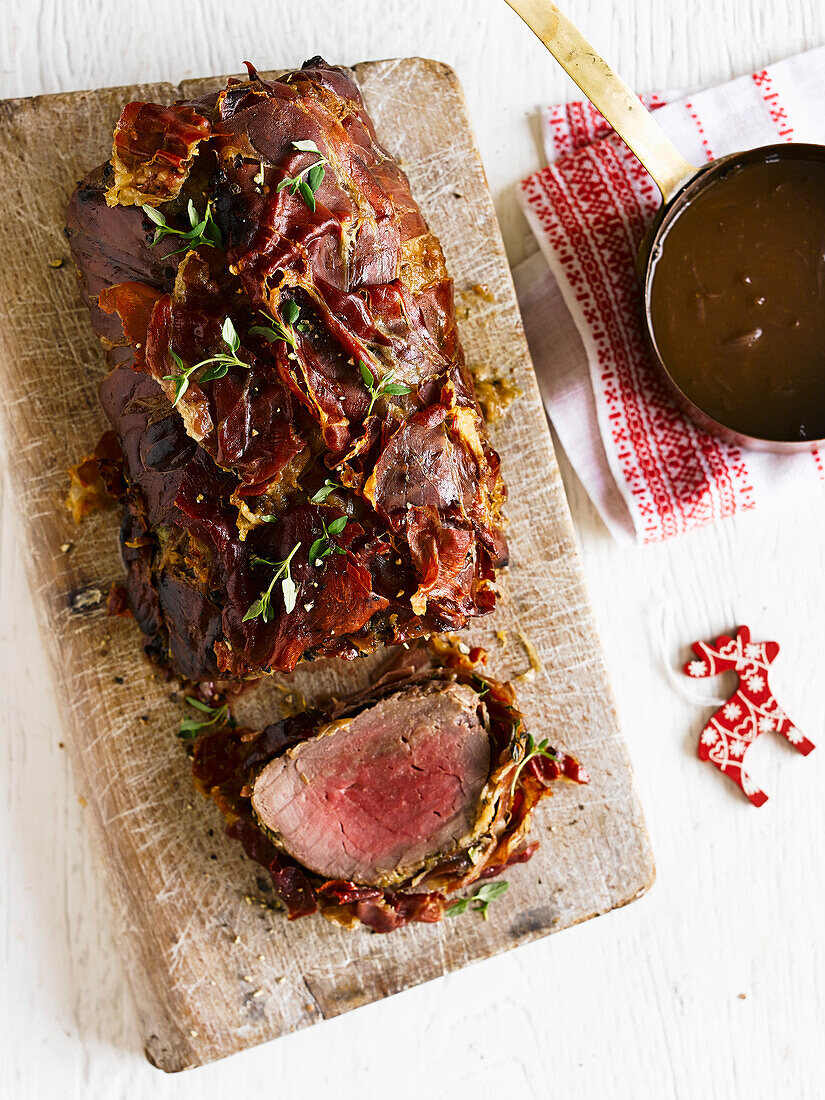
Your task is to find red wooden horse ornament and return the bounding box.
[684,626,814,806]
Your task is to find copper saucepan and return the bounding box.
[505,0,825,452]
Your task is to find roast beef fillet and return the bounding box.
[66,59,508,680]
[193,641,588,932]
[250,682,493,887]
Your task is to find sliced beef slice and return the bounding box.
[250,682,492,887]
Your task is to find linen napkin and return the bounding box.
[514,48,825,544]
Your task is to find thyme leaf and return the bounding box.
[473,880,509,919]
[308,514,348,567]
[242,542,301,622]
[249,300,301,349]
[277,139,328,212]
[163,349,192,405]
[358,360,412,416]
[471,673,490,697]
[162,316,250,406]
[309,479,341,504]
[509,730,560,797]
[446,880,509,920]
[145,199,222,253]
[178,696,230,739]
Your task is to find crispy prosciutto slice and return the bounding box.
[66,58,508,680]
[106,101,212,207]
[192,641,588,932]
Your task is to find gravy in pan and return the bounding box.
[648,153,825,442]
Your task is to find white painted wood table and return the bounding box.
[1,1,823,1096]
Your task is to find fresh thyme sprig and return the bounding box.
[277,140,328,212]
[471,674,490,697]
[509,730,560,797]
[163,317,249,406]
[248,300,301,349]
[178,696,230,739]
[309,479,341,504]
[308,515,348,567]
[145,199,222,254]
[358,360,412,416]
[242,542,301,622]
[446,880,509,920]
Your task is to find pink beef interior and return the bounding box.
[250,682,491,886]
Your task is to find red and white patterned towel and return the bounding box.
[514,48,825,544]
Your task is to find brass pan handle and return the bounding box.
[505,0,696,201]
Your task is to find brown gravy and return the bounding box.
[648,153,825,442]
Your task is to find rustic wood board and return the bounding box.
[0,58,654,1071]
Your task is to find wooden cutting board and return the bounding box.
[0,58,654,1071]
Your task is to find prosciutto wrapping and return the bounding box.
[192,642,588,932]
[66,59,508,679]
